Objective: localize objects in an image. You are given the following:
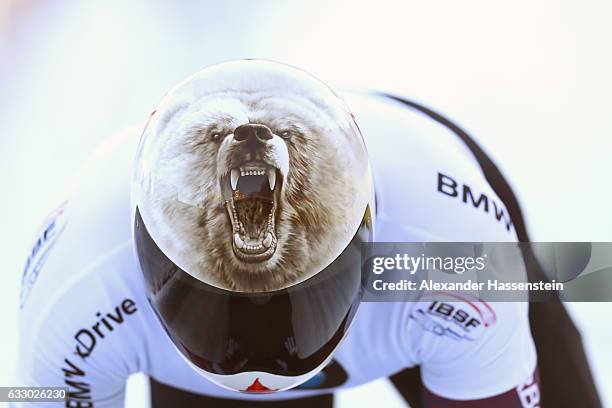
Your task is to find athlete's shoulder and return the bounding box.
[343,91,519,242]
[20,125,142,311]
[16,124,153,402]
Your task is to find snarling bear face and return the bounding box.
[136,86,369,292]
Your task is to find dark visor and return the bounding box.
[134,207,371,377]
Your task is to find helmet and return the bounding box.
[132,60,374,393]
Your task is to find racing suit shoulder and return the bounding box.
[343,91,518,242]
[343,92,537,400]
[16,126,148,407]
[20,125,140,313]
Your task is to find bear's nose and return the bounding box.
[234,124,273,142]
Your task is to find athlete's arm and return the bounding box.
[349,93,540,406]
[13,129,143,408]
[13,206,134,408]
[371,93,599,407]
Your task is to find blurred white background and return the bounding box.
[0,1,611,406]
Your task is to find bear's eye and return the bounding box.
[210,132,222,141]
[280,130,292,140]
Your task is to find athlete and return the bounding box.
[14,60,599,407]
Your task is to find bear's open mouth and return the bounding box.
[223,161,281,263]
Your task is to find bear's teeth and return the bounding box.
[267,168,276,190]
[234,233,244,249]
[262,232,273,248]
[231,169,239,190]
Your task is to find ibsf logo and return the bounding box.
[20,201,69,307]
[410,294,496,341]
